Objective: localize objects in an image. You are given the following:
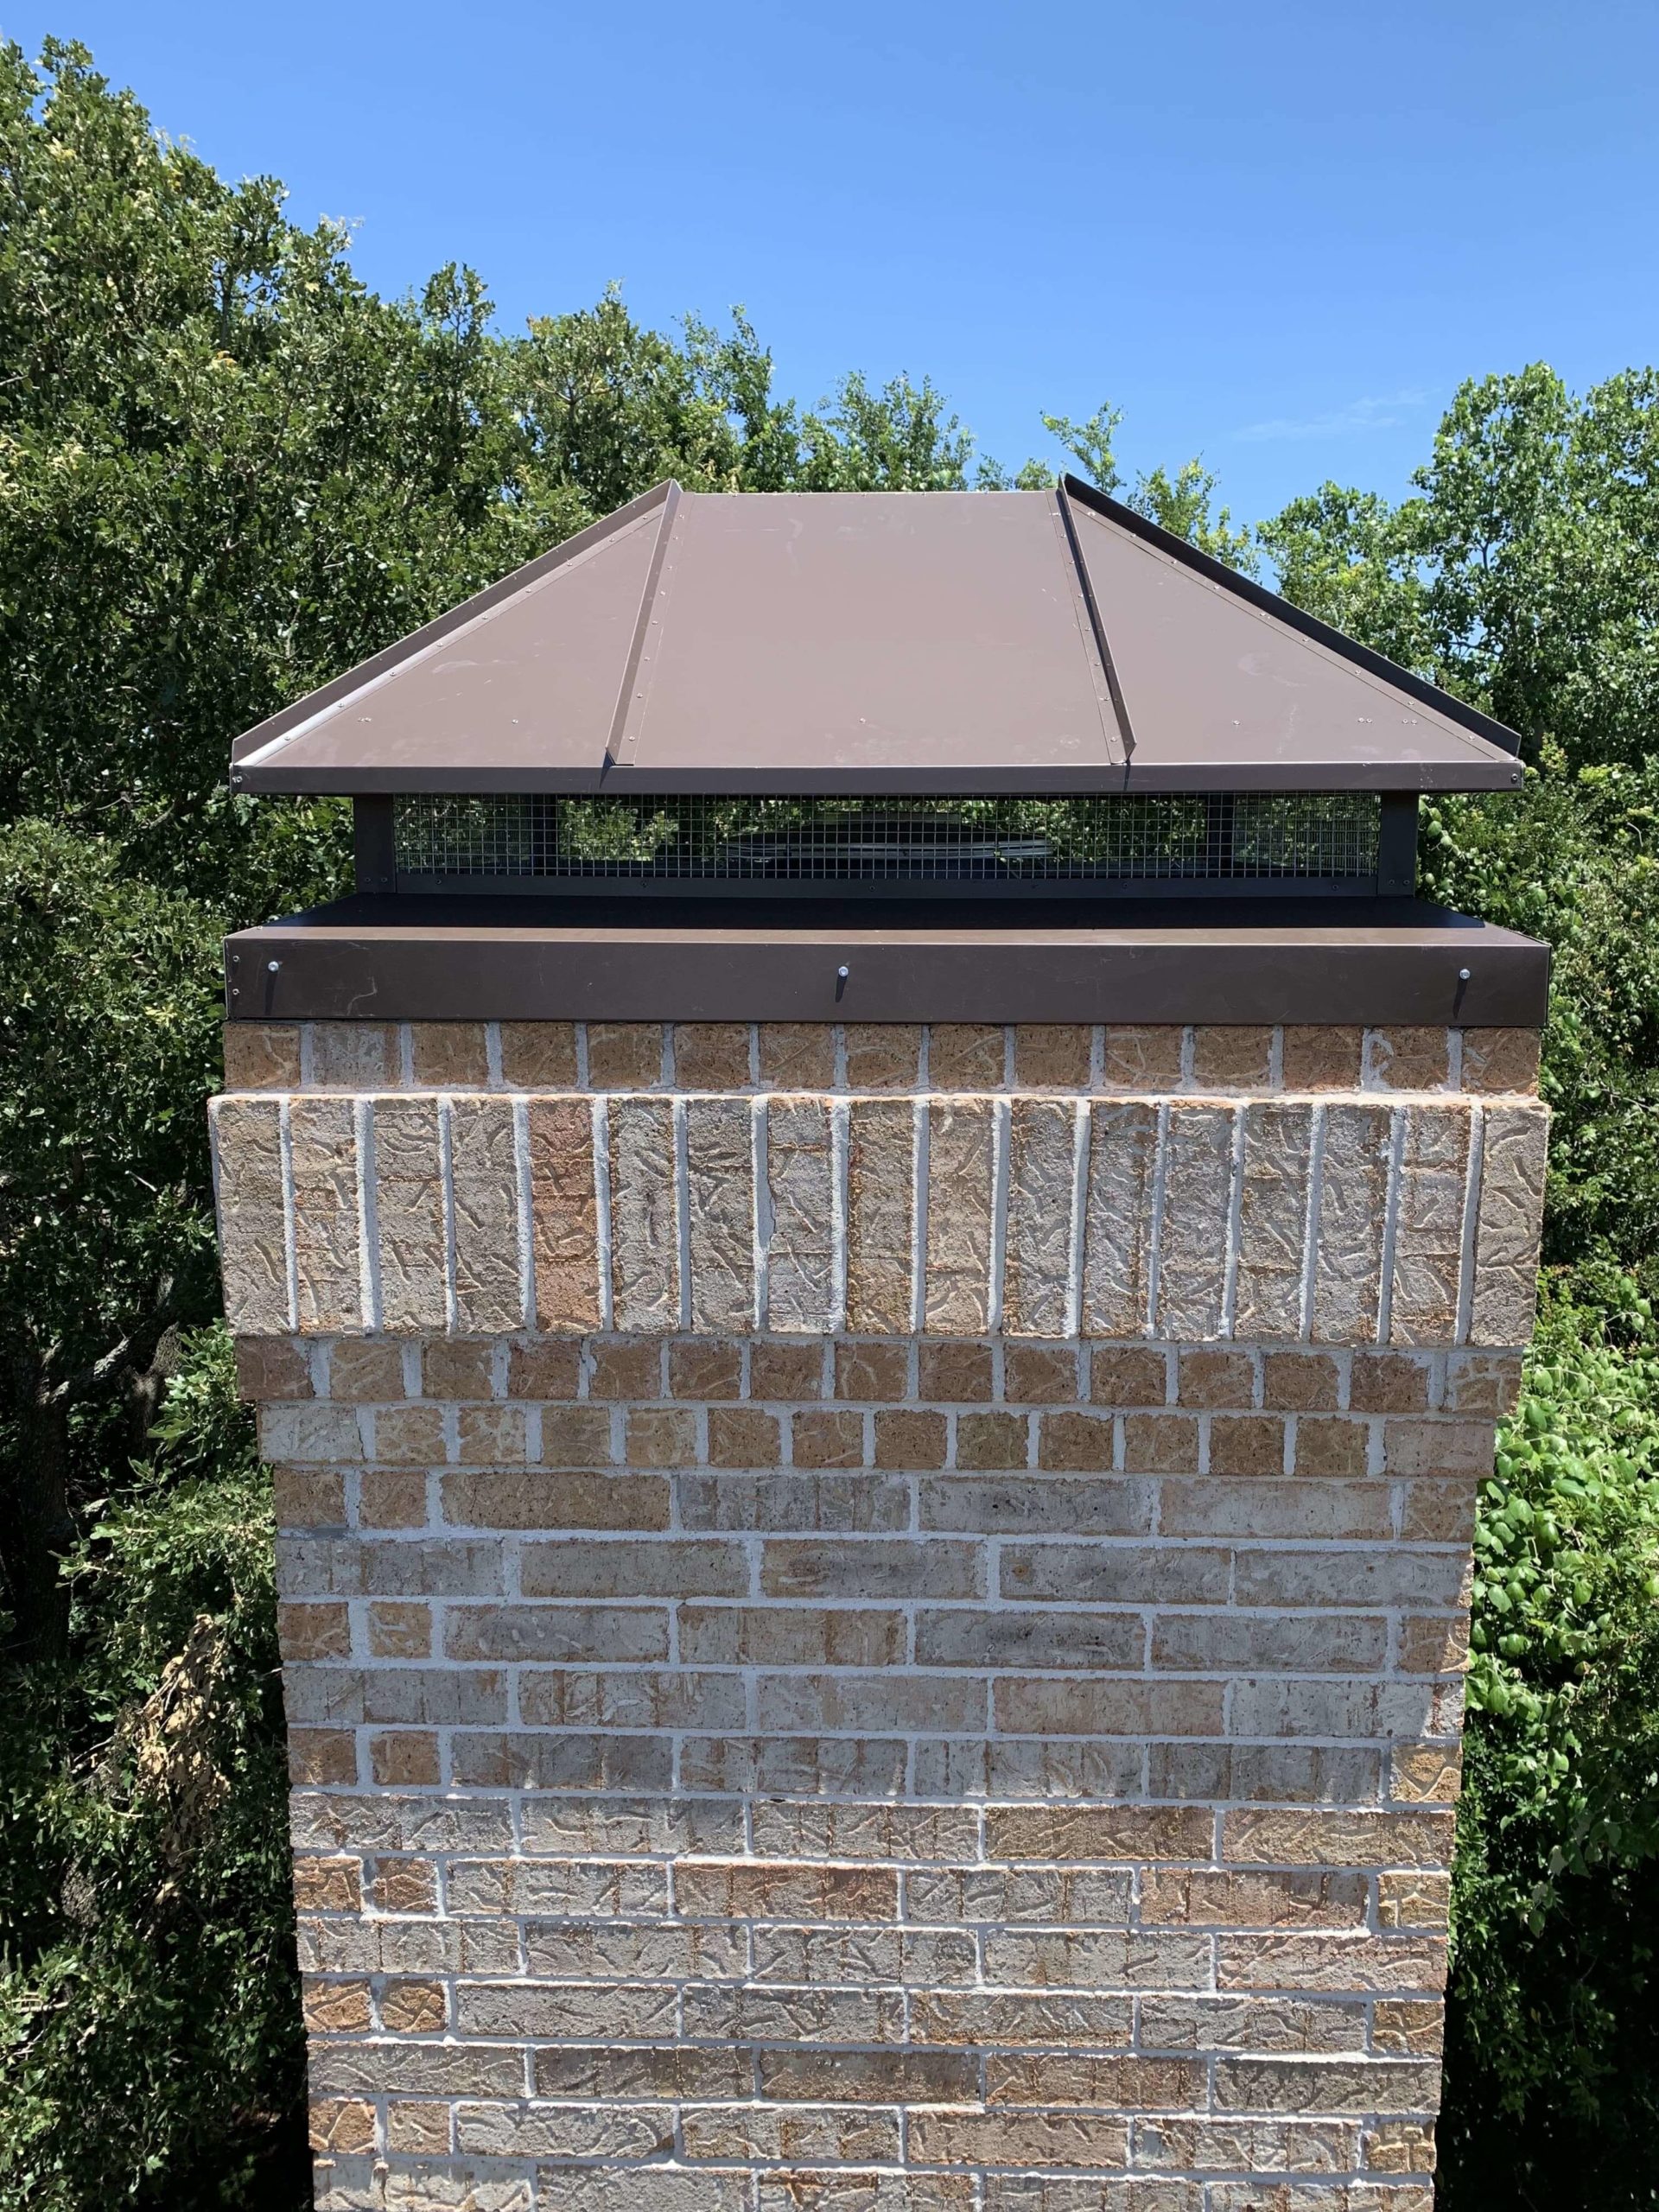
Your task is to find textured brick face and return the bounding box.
[213,1019,1542,2212]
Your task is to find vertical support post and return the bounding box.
[353,796,397,895]
[1204,792,1237,881]
[1376,793,1419,898]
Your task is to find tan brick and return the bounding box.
[766,1097,835,1331]
[1081,1101,1158,1338]
[1397,1611,1470,1676]
[1351,1352,1431,1412]
[844,1023,921,1090]
[707,1407,784,1468]
[957,1410,1030,1470]
[919,1341,995,1402]
[379,1979,448,2036]
[1367,1027,1452,1091]
[304,1979,372,2035]
[289,1730,357,1785]
[1459,1027,1541,1095]
[1364,2114,1440,2170]
[1281,1025,1363,1092]
[1262,1351,1340,1411]
[308,2098,374,2156]
[1102,1024,1184,1090]
[1443,1350,1524,1416]
[294,1855,361,1914]
[836,1340,910,1400]
[222,1021,302,1090]
[1140,1869,1367,1929]
[986,2052,1205,2107]
[279,1601,351,1660]
[260,1401,361,1463]
[1222,1808,1455,1868]
[1156,1103,1236,1339]
[923,1475,1150,1538]
[1005,1345,1080,1402]
[685,1096,754,1331]
[371,1731,439,1787]
[1090,1346,1168,1407]
[627,1407,697,1468]
[212,1096,289,1333]
[1312,1103,1393,1344]
[1192,1026,1274,1091]
[989,1803,1215,1861]
[1219,1932,1446,1994]
[367,1601,431,1658]
[673,1022,752,1089]
[1377,1872,1452,1930]
[925,1098,995,1333]
[236,1337,311,1402]
[407,1022,488,1087]
[873,1408,947,1468]
[1389,1743,1463,1804]
[310,1022,394,1089]
[359,1467,429,1525]
[588,1339,662,1397]
[759,1022,836,1090]
[271,1466,346,1527]
[445,1470,667,1530]
[1235,1101,1314,1339]
[454,1404,528,1462]
[929,1023,1006,1090]
[399,1112,480,1315]
[371,1096,446,1333]
[1005,1098,1081,1338]
[1122,1414,1199,1473]
[1471,1103,1548,1345]
[791,1408,866,1469]
[846,1098,915,1334]
[520,1537,747,1599]
[1210,1414,1286,1476]
[1036,1412,1116,1472]
[609,1096,678,1331]
[911,2112,1131,2169]
[1014,1025,1092,1090]
[587,1021,664,1088]
[421,1339,493,1399]
[751,1339,825,1400]
[368,1406,445,1468]
[670,1338,744,1398]
[1179,1351,1255,1408]
[327,1339,405,1402]
[366,1857,438,1914]
[1388,1104,1471,1344]
[1294,1418,1370,1478]
[539,1405,617,1466]
[499,1020,577,1088]
[528,1101,606,1327]
[680,1604,903,1669]
[1382,1418,1492,1477]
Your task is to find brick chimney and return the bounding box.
[215,1013,1546,2212]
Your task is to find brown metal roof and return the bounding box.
[232,476,1522,796]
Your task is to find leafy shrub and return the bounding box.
[1440,1281,1659,2207]
[0,1325,306,2211]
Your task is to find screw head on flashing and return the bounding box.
[266,959,281,974]
[1459,967,1472,982]
[836,964,850,981]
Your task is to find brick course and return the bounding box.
[213,1021,1543,2211]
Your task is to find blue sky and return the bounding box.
[8,1,1656,523]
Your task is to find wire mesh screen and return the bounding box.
[393,793,1381,884]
